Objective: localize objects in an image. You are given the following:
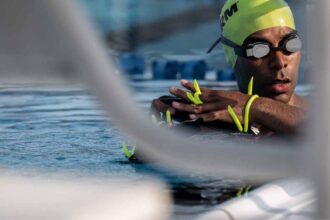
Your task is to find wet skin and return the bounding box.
[151,27,308,133]
[234,27,301,105]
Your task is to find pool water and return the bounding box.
[0,81,246,217]
[0,81,310,218]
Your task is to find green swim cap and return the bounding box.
[218,0,296,67]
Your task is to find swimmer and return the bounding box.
[151,0,308,134]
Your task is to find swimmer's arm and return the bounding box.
[250,97,307,133]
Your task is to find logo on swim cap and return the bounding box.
[220,2,239,27]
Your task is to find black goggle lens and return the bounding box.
[246,35,302,59]
[250,44,270,58]
[285,37,302,53]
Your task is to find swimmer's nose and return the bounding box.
[269,50,288,72]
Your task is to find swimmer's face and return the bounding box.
[234,27,301,104]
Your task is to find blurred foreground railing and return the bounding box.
[0,0,328,219]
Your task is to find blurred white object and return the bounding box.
[0,175,170,220]
[197,179,315,220]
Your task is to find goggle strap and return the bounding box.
[207,37,222,54]
[207,36,247,56]
[221,37,246,57]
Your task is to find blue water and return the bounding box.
[0,86,121,174]
[0,81,239,176]
[0,82,229,215]
[0,81,311,219]
[0,82,252,219]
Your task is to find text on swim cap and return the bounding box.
[220,2,238,27]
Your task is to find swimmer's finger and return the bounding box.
[199,92,222,102]
[150,99,175,118]
[180,80,195,92]
[172,102,226,114]
[169,87,191,101]
[189,110,231,123]
[170,86,211,103]
[181,79,208,93]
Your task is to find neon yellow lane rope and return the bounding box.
[236,185,252,197]
[122,143,136,159]
[248,76,254,95]
[227,105,243,132]
[227,76,259,133]
[187,92,198,104]
[186,79,203,105]
[244,94,259,132]
[194,79,202,94]
[165,110,172,124]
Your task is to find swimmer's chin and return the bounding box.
[267,93,292,104]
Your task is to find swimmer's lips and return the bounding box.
[266,79,291,94]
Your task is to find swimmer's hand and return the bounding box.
[169,80,250,124]
[150,96,191,122]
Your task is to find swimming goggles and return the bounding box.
[207,33,302,59]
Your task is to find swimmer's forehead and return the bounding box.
[243,27,296,44]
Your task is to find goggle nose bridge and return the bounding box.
[267,43,289,52]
